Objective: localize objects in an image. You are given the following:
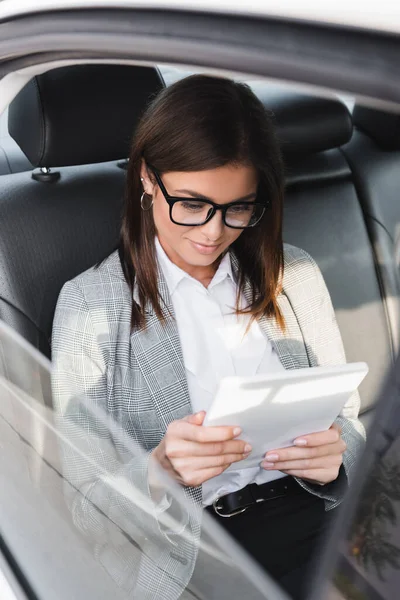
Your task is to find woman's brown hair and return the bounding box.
[119,74,285,330]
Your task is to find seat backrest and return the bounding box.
[0,64,164,357]
[341,105,400,354]
[256,90,396,419]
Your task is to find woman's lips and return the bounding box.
[189,240,221,255]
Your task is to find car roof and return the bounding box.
[1,0,400,36]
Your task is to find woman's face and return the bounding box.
[140,162,258,277]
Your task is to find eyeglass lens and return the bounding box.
[171,200,264,228]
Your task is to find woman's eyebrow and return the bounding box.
[174,189,257,202]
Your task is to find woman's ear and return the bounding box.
[140,160,155,196]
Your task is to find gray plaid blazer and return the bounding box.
[52,243,365,599]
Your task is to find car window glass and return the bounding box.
[0,59,394,600]
[0,321,288,600]
[315,357,400,600]
[0,107,8,138]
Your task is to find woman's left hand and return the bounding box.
[261,423,346,485]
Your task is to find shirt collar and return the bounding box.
[209,251,233,289]
[155,236,233,296]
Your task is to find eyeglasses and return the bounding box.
[149,166,268,229]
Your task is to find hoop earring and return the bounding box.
[140,192,153,211]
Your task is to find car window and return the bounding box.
[0,321,288,600]
[0,107,8,138]
[0,57,396,600]
[314,359,400,600]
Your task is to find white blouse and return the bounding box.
[156,237,286,506]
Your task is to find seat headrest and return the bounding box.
[249,83,352,156]
[8,64,164,168]
[353,105,400,151]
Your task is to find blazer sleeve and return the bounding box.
[51,280,199,598]
[290,248,366,510]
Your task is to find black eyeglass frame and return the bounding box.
[149,165,269,229]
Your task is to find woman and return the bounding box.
[52,74,365,600]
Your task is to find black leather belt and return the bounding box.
[209,476,302,518]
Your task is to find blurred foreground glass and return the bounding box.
[0,320,289,600]
[313,354,400,600]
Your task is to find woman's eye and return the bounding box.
[229,204,253,213]
[180,201,206,212]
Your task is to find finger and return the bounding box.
[175,421,242,443]
[176,466,230,487]
[262,454,342,471]
[293,425,342,448]
[168,439,251,458]
[264,439,346,462]
[182,411,206,425]
[173,452,248,472]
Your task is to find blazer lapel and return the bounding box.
[256,293,311,370]
[234,255,310,371]
[130,269,193,431]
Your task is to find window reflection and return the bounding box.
[327,364,400,600]
[0,320,287,600]
[349,458,400,580]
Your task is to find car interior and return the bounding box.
[1,61,399,430]
[1,57,400,600]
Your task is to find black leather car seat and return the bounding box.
[341,104,400,357]
[252,88,396,426]
[0,64,163,357]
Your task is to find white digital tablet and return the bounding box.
[203,362,368,471]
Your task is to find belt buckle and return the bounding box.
[212,497,248,518]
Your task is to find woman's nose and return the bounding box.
[199,210,225,241]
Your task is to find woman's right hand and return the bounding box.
[151,411,251,487]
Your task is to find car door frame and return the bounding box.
[0,8,399,108]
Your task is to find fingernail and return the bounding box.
[233,427,242,436]
[244,444,252,453]
[262,462,275,469]
[265,453,279,461]
[294,438,307,446]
